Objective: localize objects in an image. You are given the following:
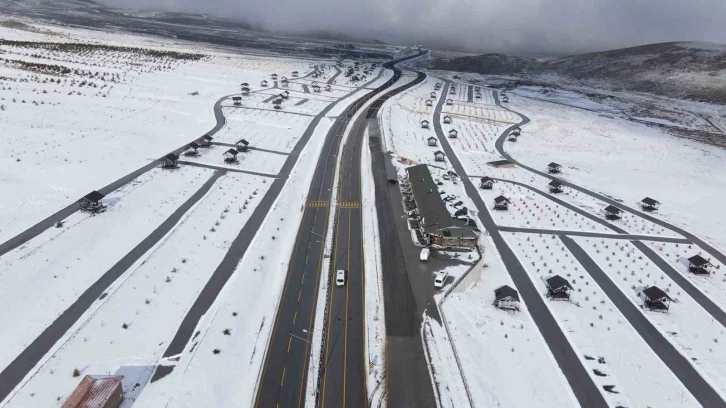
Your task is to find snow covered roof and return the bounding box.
[481,176,493,183]
[61,375,123,408]
[643,286,672,302]
[495,285,519,302]
[494,195,510,204]
[548,162,561,168]
[546,275,573,291]
[688,254,711,267]
[604,204,622,214]
[641,197,660,205]
[434,150,445,156]
[83,191,105,202]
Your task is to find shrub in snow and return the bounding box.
[73,368,81,377]
[122,323,129,329]
[223,329,231,335]
[213,349,221,354]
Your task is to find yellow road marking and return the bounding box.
[343,209,352,408]
[281,366,287,386]
[288,337,292,353]
[298,289,302,301]
[338,201,360,209]
[293,310,298,325]
[307,200,329,208]
[321,209,344,408]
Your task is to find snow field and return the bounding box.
[4,171,272,408]
[505,92,726,253]
[215,107,313,152]
[132,117,340,407]
[573,237,726,398]
[0,165,212,372]
[421,315,470,408]
[436,236,578,408]
[650,241,726,310]
[445,117,507,155]
[441,102,519,123]
[505,232,701,407]
[183,145,286,175]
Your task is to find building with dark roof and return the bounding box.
[434,150,446,162]
[223,148,239,163]
[494,285,520,311]
[405,164,478,249]
[547,162,562,173]
[426,99,433,107]
[443,115,452,124]
[546,275,573,300]
[427,136,438,147]
[198,134,213,147]
[184,142,200,156]
[446,99,453,105]
[493,195,510,210]
[79,191,105,213]
[448,129,458,138]
[480,176,494,189]
[62,375,123,408]
[161,153,179,169]
[236,139,250,152]
[643,286,672,312]
[688,254,713,275]
[603,205,623,220]
[549,180,563,194]
[421,119,430,129]
[641,197,660,212]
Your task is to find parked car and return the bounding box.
[336,269,347,286]
[420,248,430,262]
[434,271,448,289]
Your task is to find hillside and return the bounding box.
[433,42,726,103]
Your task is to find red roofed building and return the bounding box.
[62,375,123,408]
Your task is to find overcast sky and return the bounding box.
[101,0,726,55]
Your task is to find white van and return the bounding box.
[336,269,347,287]
[434,271,448,289]
[420,248,430,262]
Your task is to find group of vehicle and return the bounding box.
[333,247,447,289]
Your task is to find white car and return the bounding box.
[434,271,448,289]
[336,269,347,287]
[420,248,430,262]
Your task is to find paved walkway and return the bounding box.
[498,226,691,243]
[211,142,289,156]
[177,161,281,178]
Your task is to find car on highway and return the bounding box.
[420,248,430,262]
[434,271,448,289]
[336,269,347,286]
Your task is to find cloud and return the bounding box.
[100,0,726,55]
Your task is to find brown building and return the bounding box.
[62,375,123,408]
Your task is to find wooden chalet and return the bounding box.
[427,136,438,147]
[425,99,433,107]
[547,162,562,174]
[312,71,319,78]
[508,132,518,141]
[240,82,249,87]
[688,254,713,275]
[261,80,269,87]
[236,139,250,152]
[493,195,510,210]
[273,99,283,109]
[282,91,290,99]
[643,286,672,312]
[62,375,123,408]
[434,150,446,162]
[312,84,321,92]
[546,275,573,300]
[480,176,494,189]
[241,87,250,96]
[434,82,442,90]
[223,148,239,163]
[421,119,430,129]
[311,80,319,86]
[502,96,509,103]
[494,285,520,311]
[448,129,458,138]
[430,92,437,98]
[292,70,299,77]
[325,84,332,92]
[232,96,242,106]
[271,73,278,79]
[184,142,200,156]
[604,204,623,220]
[198,134,213,147]
[549,180,563,194]
[161,153,179,169]
[281,79,289,87]
[640,197,660,212]
[443,115,452,124]
[512,127,521,135]
[446,99,453,106]
[449,88,456,95]
[79,191,105,213]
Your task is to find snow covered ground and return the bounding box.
[573,236,726,399]
[3,171,271,407]
[214,107,313,152]
[431,236,579,408]
[505,91,726,253]
[182,144,286,175]
[0,166,212,374]
[504,232,702,407]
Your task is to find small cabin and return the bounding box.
[198,134,213,147]
[547,162,562,174]
[62,375,123,408]
[240,82,249,87]
[312,72,319,78]
[604,205,623,220]
[511,127,521,136]
[643,286,672,312]
[223,148,239,164]
[161,153,179,169]
[271,73,278,79]
[435,83,442,90]
[281,79,289,87]
[241,87,250,96]
[312,84,321,92]
[449,88,456,95]
[79,191,106,213]
[446,99,453,106]
[311,81,318,86]
[494,285,520,311]
[687,255,713,275]
[184,142,200,157]
[261,80,269,87]
[236,139,250,152]
[273,100,282,110]
[546,275,573,300]
[548,180,563,194]
[434,150,446,162]
[508,133,518,142]
[280,76,288,82]
[480,176,494,189]
[427,136,438,147]
[640,197,660,212]
[448,129,458,138]
[421,119,430,129]
[430,92,437,98]
[502,96,509,103]
[443,115,452,124]
[232,96,242,106]
[282,91,290,99]
[325,84,332,92]
[425,99,433,107]
[493,195,510,210]
[292,71,299,77]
